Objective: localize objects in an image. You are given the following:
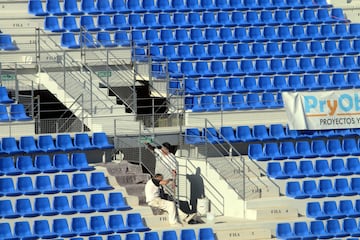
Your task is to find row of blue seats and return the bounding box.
[0,172,112,196]
[46,8,346,33]
[173,73,360,96]
[267,158,360,179]
[185,124,360,144]
[67,23,360,49]
[162,57,360,79]
[29,0,331,17]
[0,34,18,51]
[69,229,214,240]
[0,192,130,218]
[0,213,149,239]
[79,228,215,240]
[0,153,94,175]
[150,40,360,63]
[39,227,214,240]
[185,92,283,112]
[0,132,113,155]
[130,24,360,47]
[307,200,360,220]
[286,178,360,199]
[249,138,360,161]
[61,31,129,48]
[277,219,360,239]
[0,103,31,121]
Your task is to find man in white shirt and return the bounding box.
[145,173,196,226]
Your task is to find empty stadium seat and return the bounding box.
[73,173,96,191]
[34,197,57,216]
[71,153,94,171]
[16,198,39,217]
[127,213,150,232]
[286,181,309,199]
[248,143,270,161]
[54,174,77,193]
[14,221,35,239]
[36,175,59,194]
[53,218,77,238]
[53,154,77,172]
[185,128,203,144]
[72,194,95,213]
[34,219,58,239]
[0,199,20,218]
[276,223,296,239]
[81,0,101,14]
[35,155,59,173]
[64,0,84,15]
[10,104,31,121]
[90,215,113,235]
[28,0,49,16]
[307,202,328,220]
[109,214,132,233]
[46,0,66,15]
[90,172,113,190]
[17,176,41,195]
[0,156,21,175]
[72,217,96,236]
[90,193,113,212]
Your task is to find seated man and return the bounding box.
[145,173,196,226]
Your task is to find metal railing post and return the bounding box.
[15,63,19,102]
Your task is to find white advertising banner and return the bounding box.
[282,90,360,130]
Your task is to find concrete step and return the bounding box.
[246,206,299,221]
[215,227,272,240]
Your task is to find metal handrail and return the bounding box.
[56,94,84,133]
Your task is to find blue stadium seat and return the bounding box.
[302,180,323,198]
[73,173,96,191]
[54,174,77,193]
[53,154,76,172]
[91,172,113,190]
[162,230,177,240]
[53,218,77,238]
[231,12,246,26]
[269,124,287,140]
[335,178,355,196]
[273,75,291,91]
[203,12,221,28]
[74,133,96,150]
[198,228,215,240]
[276,223,296,239]
[247,93,265,109]
[343,218,360,237]
[248,143,270,161]
[20,136,40,153]
[264,142,285,160]
[16,198,39,218]
[143,0,160,12]
[260,11,276,26]
[157,0,173,12]
[64,0,83,14]
[171,0,186,12]
[220,28,237,43]
[267,162,287,179]
[90,193,113,212]
[351,178,360,194]
[332,158,352,176]
[108,192,131,211]
[203,127,221,143]
[340,200,360,218]
[299,160,322,177]
[279,142,301,159]
[293,222,314,239]
[14,221,36,240]
[29,0,49,16]
[311,140,332,158]
[316,159,336,177]
[319,179,340,197]
[10,104,31,121]
[307,202,328,220]
[144,232,160,240]
[46,0,66,15]
[34,197,56,216]
[335,24,350,39]
[342,139,360,156]
[90,215,113,235]
[53,195,76,214]
[326,219,349,238]
[323,200,343,219]
[98,16,118,31]
[17,176,41,195]
[214,77,232,93]
[61,32,80,48]
[0,199,20,218]
[231,94,251,110]
[114,30,130,47]
[126,233,141,240]
[180,229,196,240]
[97,0,116,13]
[200,0,217,11]
[44,16,65,33]
[185,128,202,145]
[216,95,236,111]
[228,77,245,93]
[16,156,40,174]
[56,134,78,151]
[108,214,132,233]
[112,0,130,13]
[127,213,150,232]
[72,194,95,213]
[0,104,9,122]
[63,16,80,32]
[36,175,59,194]
[72,153,94,171]
[236,126,254,142]
[296,141,317,158]
[0,156,21,176]
[35,155,58,173]
[327,139,348,156]
[34,219,58,239]
[80,32,101,48]
[223,44,239,59]
[72,217,96,236]
[220,126,237,142]
[347,157,360,174]
[284,161,304,178]
[81,0,101,14]
[252,125,271,141]
[97,31,118,48]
